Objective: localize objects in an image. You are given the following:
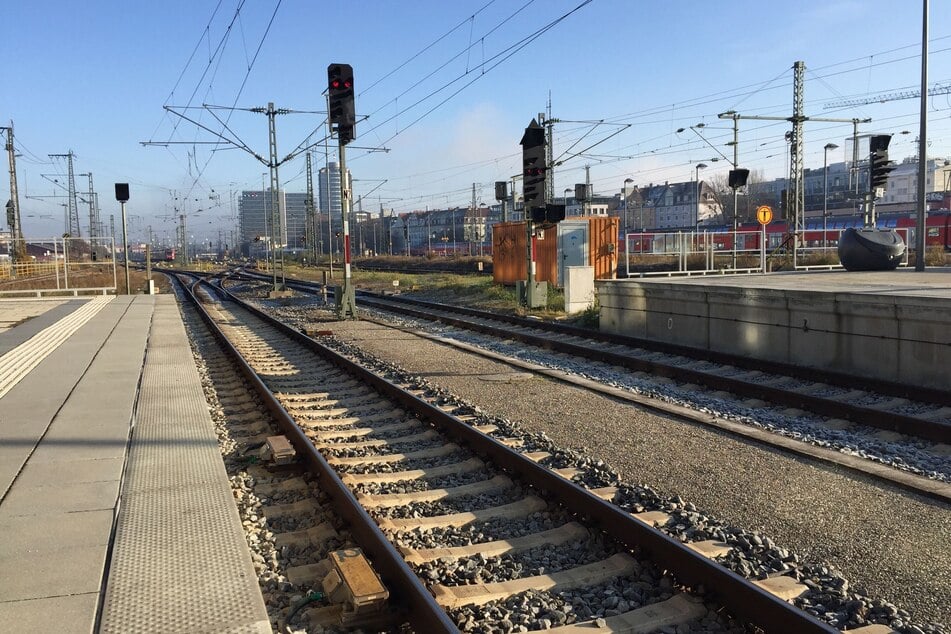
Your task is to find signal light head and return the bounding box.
[327,63,356,142]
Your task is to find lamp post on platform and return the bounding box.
[823,143,839,248]
[622,178,634,233]
[695,163,708,232]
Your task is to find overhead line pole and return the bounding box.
[715,112,742,268]
[305,152,317,264]
[717,62,871,268]
[2,124,25,266]
[916,0,929,272]
[267,103,284,291]
[49,151,81,238]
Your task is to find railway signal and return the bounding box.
[519,119,548,309]
[494,181,507,201]
[869,134,895,192]
[521,119,546,212]
[114,183,131,294]
[329,63,358,319]
[530,203,566,224]
[728,168,750,188]
[328,63,355,144]
[495,181,509,222]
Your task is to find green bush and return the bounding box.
[573,303,600,329]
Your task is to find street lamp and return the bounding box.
[623,178,634,232]
[823,143,839,248]
[695,163,708,231]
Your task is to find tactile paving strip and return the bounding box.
[99,297,270,634]
[0,296,112,398]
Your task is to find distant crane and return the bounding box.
[823,81,951,109]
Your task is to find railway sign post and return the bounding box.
[115,183,131,294]
[757,205,772,274]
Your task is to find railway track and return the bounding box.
[352,261,492,276]
[175,272,845,633]
[228,271,951,499]
[173,276,360,630]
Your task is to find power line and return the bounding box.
[365,1,534,121]
[360,0,593,154]
[823,81,951,109]
[170,2,283,204]
[360,0,501,97]
[150,0,244,144]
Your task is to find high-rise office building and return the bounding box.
[238,190,310,253]
[318,161,352,219]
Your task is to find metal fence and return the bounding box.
[624,230,764,277]
[0,237,117,296]
[624,227,912,276]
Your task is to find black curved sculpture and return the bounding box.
[838,227,905,271]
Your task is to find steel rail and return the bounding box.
[238,266,947,442]
[209,275,837,634]
[234,270,950,409]
[175,275,459,634]
[227,269,950,440]
[368,291,951,409]
[357,294,950,442]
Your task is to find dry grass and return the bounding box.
[0,264,173,295]
[282,263,567,318]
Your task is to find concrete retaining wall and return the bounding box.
[597,280,951,390]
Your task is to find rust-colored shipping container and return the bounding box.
[492,221,545,285]
[492,216,618,286]
[579,215,619,283]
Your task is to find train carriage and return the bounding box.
[623,212,951,254]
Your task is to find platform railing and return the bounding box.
[624,230,763,277]
[625,226,914,277]
[0,237,118,296]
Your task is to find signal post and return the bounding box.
[867,134,895,227]
[520,119,547,309]
[328,63,358,319]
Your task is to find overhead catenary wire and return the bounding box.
[150,0,243,145]
[167,1,284,205]
[351,0,594,157]
[359,0,501,98]
[371,41,951,205]
[142,4,951,220]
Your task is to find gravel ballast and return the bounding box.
[309,312,951,628]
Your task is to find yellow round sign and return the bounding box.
[756,205,773,225]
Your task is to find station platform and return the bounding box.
[0,295,269,633]
[597,268,951,391]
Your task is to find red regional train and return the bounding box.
[625,212,951,253]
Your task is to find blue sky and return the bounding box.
[3,0,949,244]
